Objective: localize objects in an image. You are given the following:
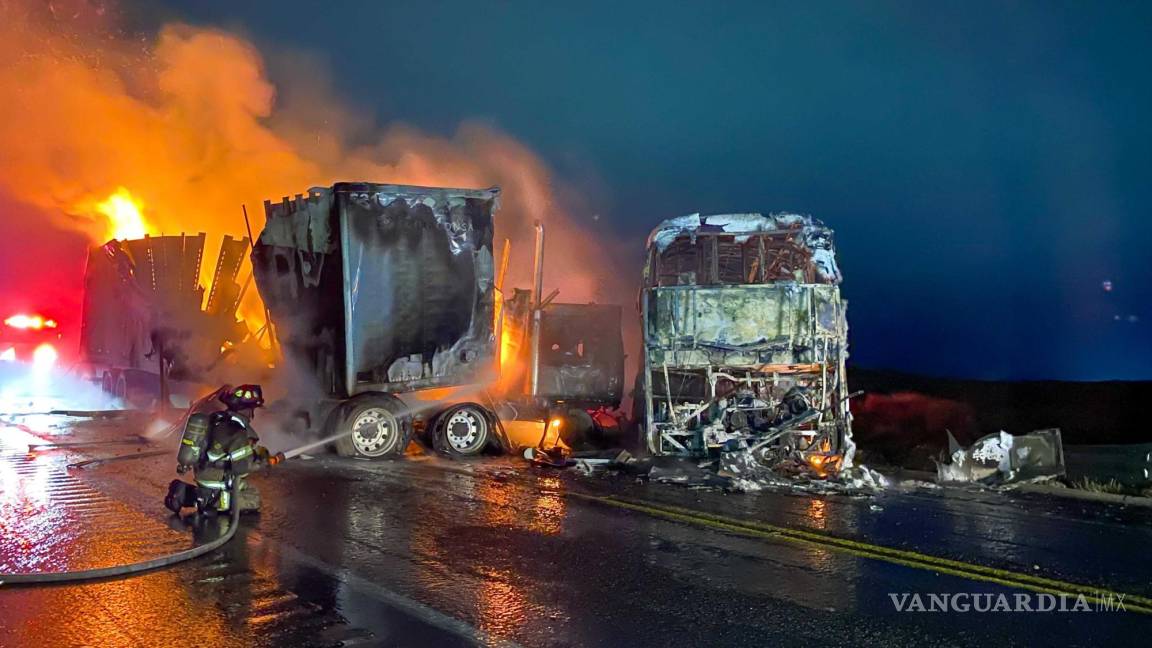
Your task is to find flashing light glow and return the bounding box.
[4,314,57,330]
[95,187,149,241]
[32,344,57,370]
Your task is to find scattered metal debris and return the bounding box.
[719,447,889,493]
[572,449,633,475]
[937,429,1065,485]
[646,457,732,488]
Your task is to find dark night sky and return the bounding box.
[143,0,1151,380]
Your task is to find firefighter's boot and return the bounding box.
[237,482,261,514]
[164,479,196,514]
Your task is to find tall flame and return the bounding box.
[93,187,150,242]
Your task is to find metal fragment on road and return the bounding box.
[937,429,1065,485]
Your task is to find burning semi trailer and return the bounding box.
[639,213,855,479]
[79,233,257,407]
[251,182,502,458]
[251,185,628,459]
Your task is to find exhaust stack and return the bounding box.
[529,221,545,398]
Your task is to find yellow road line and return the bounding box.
[570,493,1152,614]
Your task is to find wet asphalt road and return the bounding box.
[2,415,1152,647]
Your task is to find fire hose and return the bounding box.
[0,452,290,587]
[0,382,359,585]
[0,481,244,586]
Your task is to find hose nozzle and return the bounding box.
[267,452,286,466]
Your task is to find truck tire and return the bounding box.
[431,403,493,457]
[123,370,158,410]
[333,394,412,459]
[114,372,128,404]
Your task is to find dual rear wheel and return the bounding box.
[431,404,492,457]
[334,395,411,459]
[332,396,493,459]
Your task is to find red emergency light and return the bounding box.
[4,314,58,330]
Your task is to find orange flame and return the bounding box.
[805,438,842,477]
[92,187,151,242]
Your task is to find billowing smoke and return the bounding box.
[0,1,634,352]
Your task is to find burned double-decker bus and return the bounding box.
[639,213,853,472]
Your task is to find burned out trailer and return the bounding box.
[251,182,502,458]
[80,234,252,408]
[639,213,853,469]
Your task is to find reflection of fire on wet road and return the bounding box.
[0,422,347,648]
[400,463,571,641]
[473,472,568,639]
[4,407,1152,646]
[0,425,191,578]
[1,437,75,573]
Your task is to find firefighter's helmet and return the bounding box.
[219,384,264,411]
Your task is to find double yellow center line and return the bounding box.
[571,493,1152,614]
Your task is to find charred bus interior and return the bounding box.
[640,213,852,470]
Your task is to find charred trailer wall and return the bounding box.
[253,183,500,399]
[80,241,152,372]
[80,235,250,383]
[251,189,343,396]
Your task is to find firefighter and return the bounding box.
[165,384,272,516]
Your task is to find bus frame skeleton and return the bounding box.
[638,213,854,472]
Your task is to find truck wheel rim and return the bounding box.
[351,407,398,456]
[445,409,486,453]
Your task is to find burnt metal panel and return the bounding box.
[80,242,148,369]
[645,284,844,368]
[337,183,497,395]
[253,183,500,399]
[180,233,206,296]
[536,303,625,406]
[206,235,249,317]
[81,235,248,380]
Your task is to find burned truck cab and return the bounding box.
[496,277,627,449]
[535,303,625,408]
[639,213,853,468]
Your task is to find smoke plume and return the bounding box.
[0,1,633,346]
